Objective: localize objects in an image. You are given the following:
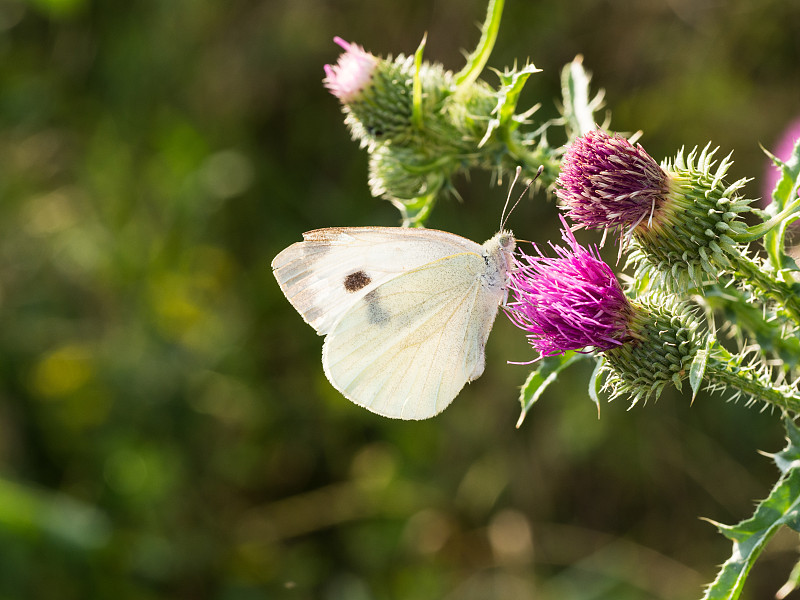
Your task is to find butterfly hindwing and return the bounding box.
[322,252,504,419]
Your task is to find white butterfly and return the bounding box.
[272,227,516,420]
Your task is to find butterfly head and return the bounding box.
[496,230,515,253]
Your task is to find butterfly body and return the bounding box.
[272,227,515,419]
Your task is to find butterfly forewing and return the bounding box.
[271,227,483,335]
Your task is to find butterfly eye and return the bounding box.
[499,232,515,251]
[344,270,372,292]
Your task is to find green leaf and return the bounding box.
[689,339,711,403]
[479,63,542,148]
[773,418,800,474]
[588,356,605,415]
[760,139,800,270]
[560,56,605,140]
[411,34,426,130]
[785,419,800,456]
[454,0,504,89]
[702,285,800,371]
[777,557,800,600]
[392,192,438,228]
[516,352,585,427]
[771,138,800,212]
[702,418,800,600]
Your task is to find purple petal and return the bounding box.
[505,216,633,356]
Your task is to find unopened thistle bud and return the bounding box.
[323,37,548,220]
[506,219,704,404]
[323,37,379,104]
[323,36,453,150]
[557,130,753,291]
[367,144,447,201]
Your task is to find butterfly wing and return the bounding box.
[321,252,505,419]
[271,227,482,335]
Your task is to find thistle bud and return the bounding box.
[323,37,379,104]
[367,144,447,201]
[557,130,753,291]
[323,37,452,149]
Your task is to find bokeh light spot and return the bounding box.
[31,344,94,399]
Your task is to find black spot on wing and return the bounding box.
[344,270,371,293]
[364,290,390,325]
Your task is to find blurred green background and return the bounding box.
[0,0,799,598]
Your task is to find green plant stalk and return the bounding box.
[733,253,800,324]
[737,195,800,242]
[500,128,561,185]
[702,285,800,372]
[706,344,800,414]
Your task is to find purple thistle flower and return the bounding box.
[323,37,378,103]
[505,217,634,357]
[556,130,670,233]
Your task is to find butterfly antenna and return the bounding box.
[499,167,522,230]
[500,165,544,230]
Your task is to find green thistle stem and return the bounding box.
[500,130,560,185]
[733,254,800,324]
[702,285,800,372]
[706,345,800,414]
[736,195,800,243]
